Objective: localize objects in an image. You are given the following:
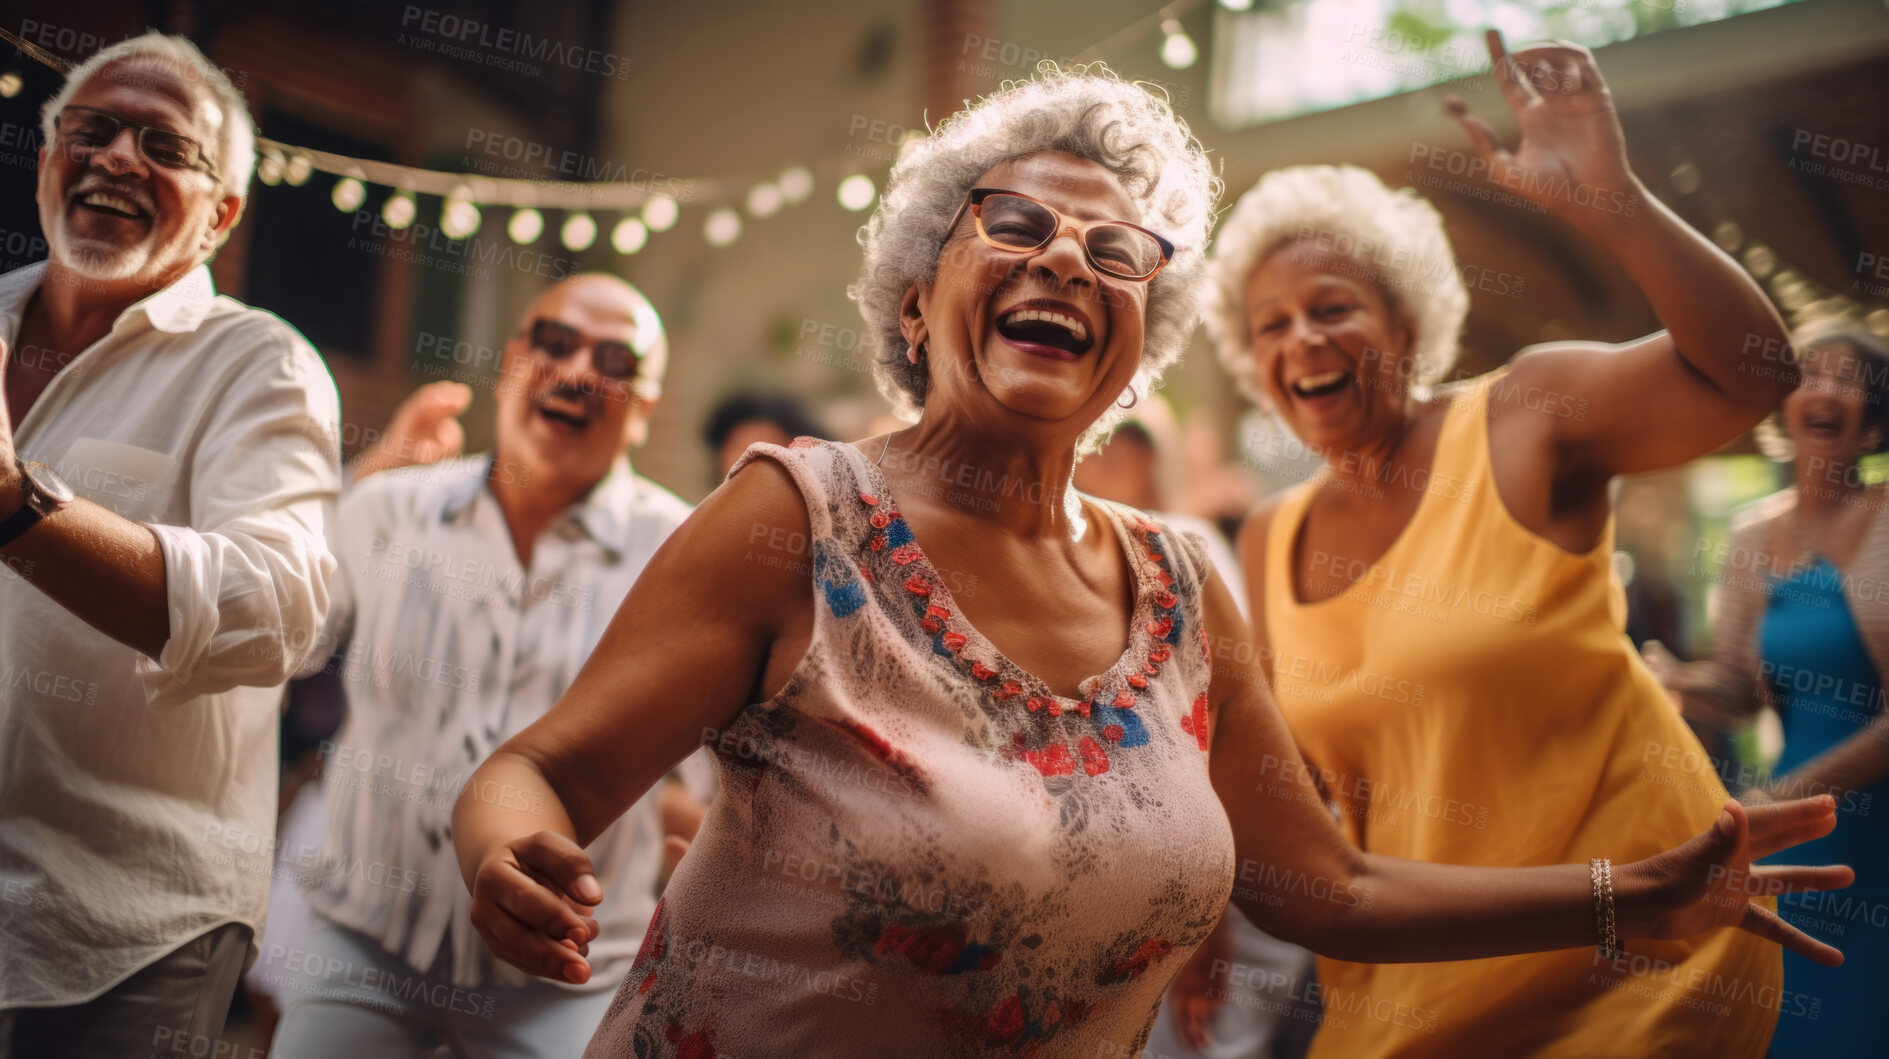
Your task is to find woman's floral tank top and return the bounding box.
[584,437,1236,1058]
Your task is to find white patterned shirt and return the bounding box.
[299,454,697,990]
[0,261,342,1008]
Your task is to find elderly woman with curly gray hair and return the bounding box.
[1208,30,1837,1059]
[450,59,1849,1059]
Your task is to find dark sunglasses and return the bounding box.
[941,187,1174,281]
[523,317,641,381]
[53,105,219,181]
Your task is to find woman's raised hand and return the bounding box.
[1625,796,1853,966]
[467,829,605,984]
[1446,29,1640,221]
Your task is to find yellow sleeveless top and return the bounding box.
[1265,372,1782,1057]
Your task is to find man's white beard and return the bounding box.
[49,213,155,282]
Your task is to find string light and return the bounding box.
[747,183,783,218]
[642,195,679,232]
[382,189,417,229]
[1160,19,1198,69]
[777,166,814,203]
[611,217,648,255]
[837,174,875,211]
[561,211,598,251]
[331,176,366,212]
[441,187,481,239]
[508,207,544,244]
[704,208,742,247]
[0,11,1252,253]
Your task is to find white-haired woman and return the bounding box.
[1209,33,1818,1057]
[452,63,1845,1059]
[1654,322,1889,1057]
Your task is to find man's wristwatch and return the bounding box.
[0,459,74,547]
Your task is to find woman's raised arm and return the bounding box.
[451,457,813,983]
[1200,564,1854,966]
[1448,31,1795,479]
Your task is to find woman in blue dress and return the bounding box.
[1660,322,1889,1055]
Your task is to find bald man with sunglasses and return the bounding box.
[269,273,707,1058]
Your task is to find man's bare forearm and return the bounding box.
[0,491,170,657]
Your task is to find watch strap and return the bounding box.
[0,498,41,548]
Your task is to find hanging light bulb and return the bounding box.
[777,166,814,204]
[508,207,544,244]
[561,211,598,251]
[331,176,366,213]
[382,189,417,230]
[704,208,742,248]
[0,71,22,99]
[611,217,648,255]
[441,188,481,239]
[642,195,679,232]
[1216,0,1254,11]
[747,183,783,218]
[285,153,314,187]
[1160,19,1198,70]
[836,174,876,211]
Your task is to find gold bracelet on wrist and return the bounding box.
[1590,857,1624,960]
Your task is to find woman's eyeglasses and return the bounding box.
[942,188,1173,281]
[523,317,641,380]
[53,106,219,181]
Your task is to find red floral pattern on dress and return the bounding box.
[1022,742,1074,777]
[1105,938,1174,983]
[1181,692,1210,751]
[666,1024,719,1059]
[981,995,1026,1046]
[875,921,998,975]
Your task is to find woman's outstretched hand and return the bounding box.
[467,830,604,984]
[1624,796,1853,966]
[1445,29,1640,222]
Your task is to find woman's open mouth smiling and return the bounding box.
[995,300,1095,362]
[1292,369,1350,399]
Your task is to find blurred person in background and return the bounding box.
[702,390,827,480]
[448,65,1846,1059]
[1208,33,1810,1057]
[267,273,708,1059]
[1078,396,1319,1058]
[1074,392,1247,600]
[0,32,342,1057]
[1651,321,1889,1057]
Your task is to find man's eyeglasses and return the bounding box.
[523,317,641,381]
[941,188,1174,281]
[53,106,219,182]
